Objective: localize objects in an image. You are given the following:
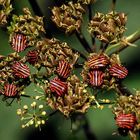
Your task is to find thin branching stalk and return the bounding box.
[74,63,83,68]
[105,28,140,55]
[71,48,88,60]
[28,0,52,38]
[28,0,43,16]
[75,31,92,53]
[81,114,97,140]
[111,0,116,11]
[88,4,96,50]
[21,94,34,98]
[72,113,97,140]
[116,82,133,96]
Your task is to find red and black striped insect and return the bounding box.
[0,83,17,97]
[109,64,128,79]
[88,70,104,87]
[12,61,30,78]
[26,50,38,65]
[115,114,137,130]
[11,34,27,52]
[87,54,109,69]
[57,60,71,78]
[50,77,67,96]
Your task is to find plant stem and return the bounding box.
[83,119,97,140]
[48,110,58,117]
[72,113,97,140]
[28,0,43,16]
[75,31,92,53]
[88,4,92,21]
[21,94,34,98]
[88,4,96,50]
[116,82,133,96]
[28,0,52,38]
[71,48,87,60]
[111,0,116,11]
[75,63,83,68]
[105,28,140,55]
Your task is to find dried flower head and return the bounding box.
[113,91,140,138]
[81,53,128,90]
[0,0,13,26]
[52,2,85,34]
[46,75,94,117]
[88,11,127,43]
[78,0,96,5]
[8,8,45,46]
[0,53,21,81]
[34,38,79,76]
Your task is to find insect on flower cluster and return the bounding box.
[0,0,140,140]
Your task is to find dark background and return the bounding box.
[0,0,140,140]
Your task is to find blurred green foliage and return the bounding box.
[0,0,140,140]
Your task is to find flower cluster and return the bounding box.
[17,102,47,129]
[0,53,31,102]
[81,53,128,90]
[113,91,140,138]
[33,38,79,75]
[8,8,45,46]
[45,75,95,117]
[78,0,96,5]
[0,0,13,26]
[0,1,140,140]
[88,11,127,43]
[52,1,85,34]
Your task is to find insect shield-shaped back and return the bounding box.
[4,83,17,97]
[87,54,109,69]
[50,77,67,96]
[26,50,38,65]
[109,64,128,79]
[11,34,27,52]
[12,61,30,78]
[88,70,104,87]
[56,60,71,78]
[115,114,137,130]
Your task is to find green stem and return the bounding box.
[71,48,87,60]
[116,82,133,96]
[111,0,116,11]
[75,31,92,53]
[105,28,140,55]
[71,113,97,140]
[28,0,52,38]
[88,4,96,50]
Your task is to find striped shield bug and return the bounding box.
[0,83,20,105]
[26,50,38,65]
[11,34,27,52]
[57,60,71,78]
[12,61,30,78]
[115,113,137,130]
[87,54,109,69]
[50,77,67,96]
[109,64,128,79]
[0,83,17,97]
[4,83,17,97]
[88,70,104,87]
